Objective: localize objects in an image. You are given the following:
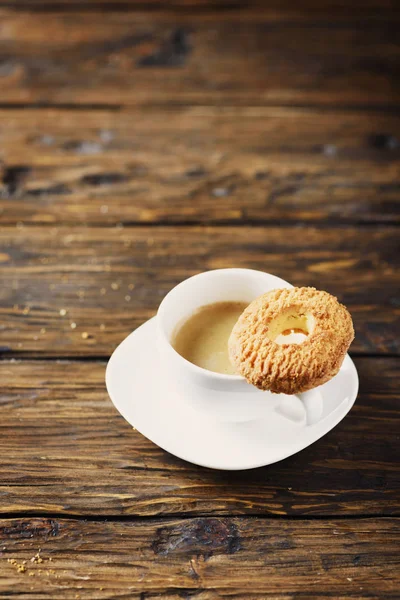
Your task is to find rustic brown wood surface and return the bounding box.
[0,358,399,517]
[0,108,399,225]
[0,0,399,597]
[0,9,399,107]
[1,517,399,599]
[0,0,397,13]
[0,226,398,357]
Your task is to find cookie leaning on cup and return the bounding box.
[228,287,354,395]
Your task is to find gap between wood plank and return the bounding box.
[1,221,399,229]
[0,512,398,521]
[0,2,399,18]
[0,102,399,114]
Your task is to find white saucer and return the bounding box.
[106,318,359,471]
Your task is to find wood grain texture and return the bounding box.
[0,225,398,357]
[0,0,397,16]
[0,108,399,225]
[0,358,398,516]
[0,3,398,598]
[0,10,399,107]
[0,517,399,599]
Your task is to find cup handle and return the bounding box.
[297,388,324,425]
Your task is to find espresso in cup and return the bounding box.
[172,301,247,375]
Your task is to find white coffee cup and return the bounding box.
[157,268,323,424]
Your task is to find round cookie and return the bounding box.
[228,287,354,395]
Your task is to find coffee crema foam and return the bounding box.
[172,301,248,375]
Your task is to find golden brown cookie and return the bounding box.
[228,287,354,394]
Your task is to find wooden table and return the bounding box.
[0,1,399,597]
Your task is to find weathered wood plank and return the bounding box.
[0,517,399,599]
[0,225,398,356]
[0,10,399,107]
[0,0,397,17]
[0,358,398,516]
[0,108,399,225]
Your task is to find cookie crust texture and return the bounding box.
[228,287,354,394]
